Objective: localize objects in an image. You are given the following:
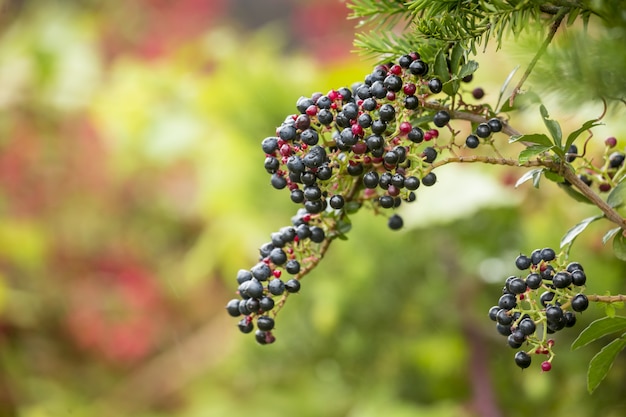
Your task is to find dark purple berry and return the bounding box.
[571,269,586,286]
[422,146,438,163]
[268,279,285,295]
[475,123,491,138]
[514,351,532,369]
[540,248,556,262]
[487,118,503,133]
[530,249,543,265]
[507,277,527,295]
[404,176,420,190]
[518,317,536,336]
[285,279,301,293]
[515,254,532,270]
[498,293,517,310]
[237,269,253,284]
[465,134,479,148]
[259,296,275,311]
[566,262,584,273]
[525,273,542,290]
[609,152,625,168]
[489,306,501,321]
[428,78,443,94]
[540,291,555,307]
[496,309,514,325]
[285,259,301,274]
[409,59,428,76]
[388,214,403,230]
[238,318,254,334]
[379,104,396,122]
[257,316,275,331]
[552,271,572,289]
[408,127,424,143]
[433,110,451,127]
[226,299,241,317]
[422,172,437,186]
[571,294,589,312]
[472,87,484,99]
[310,226,325,243]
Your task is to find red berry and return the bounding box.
[605,136,617,148]
[386,91,396,101]
[472,87,485,99]
[541,361,552,372]
[273,269,282,278]
[328,90,339,101]
[305,105,317,116]
[399,122,412,134]
[403,83,417,95]
[389,64,402,75]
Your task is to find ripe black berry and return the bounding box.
[496,323,512,336]
[422,147,438,163]
[507,277,527,295]
[404,176,420,190]
[515,255,532,270]
[540,291,555,307]
[472,88,485,99]
[571,269,586,286]
[300,129,319,146]
[246,298,261,313]
[514,351,532,369]
[552,271,572,289]
[566,144,578,163]
[487,118,503,133]
[268,278,285,295]
[237,269,253,284]
[545,305,564,322]
[379,195,395,208]
[433,110,451,127]
[259,296,275,311]
[226,299,241,317]
[329,195,345,209]
[498,293,517,310]
[285,259,301,274]
[488,306,501,321]
[404,95,419,110]
[251,263,272,281]
[428,78,443,94]
[271,173,287,189]
[379,104,396,122]
[609,152,625,168]
[530,249,543,265]
[422,172,437,186]
[310,226,325,242]
[518,317,536,336]
[384,151,399,166]
[496,309,513,325]
[257,316,275,331]
[285,278,301,293]
[388,214,403,230]
[238,318,254,334]
[362,97,377,111]
[408,127,424,143]
[261,137,279,154]
[475,123,491,138]
[409,59,428,76]
[571,294,589,312]
[269,248,287,266]
[363,171,380,188]
[566,262,584,273]
[540,247,556,262]
[371,119,387,135]
[383,74,403,92]
[525,273,542,290]
[564,311,577,327]
[465,134,479,149]
[398,54,413,68]
[317,109,333,125]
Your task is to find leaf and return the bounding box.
[449,42,464,75]
[539,104,562,148]
[344,201,361,214]
[612,232,626,261]
[543,170,564,184]
[564,119,603,151]
[603,227,621,245]
[495,65,520,112]
[458,60,478,79]
[509,133,553,147]
[606,303,616,318]
[558,183,593,204]
[572,316,626,350]
[606,180,626,208]
[518,145,552,164]
[442,79,460,96]
[434,49,451,83]
[560,214,604,248]
[587,334,626,393]
[515,168,544,188]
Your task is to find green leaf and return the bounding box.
[612,232,626,261]
[539,104,562,148]
[515,168,544,188]
[449,43,464,74]
[495,65,520,113]
[558,183,593,204]
[606,303,617,318]
[544,170,564,183]
[518,145,552,164]
[442,79,460,96]
[564,119,603,151]
[509,133,553,147]
[560,214,604,248]
[587,334,626,393]
[434,49,451,83]
[603,227,622,245]
[457,60,478,79]
[344,201,361,214]
[606,180,626,208]
[572,316,626,350]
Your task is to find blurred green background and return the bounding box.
[0,1,625,416]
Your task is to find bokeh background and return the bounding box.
[0,1,625,416]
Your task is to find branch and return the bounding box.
[588,294,626,304]
[509,8,569,106]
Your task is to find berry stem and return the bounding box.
[587,294,626,304]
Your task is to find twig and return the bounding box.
[509,8,569,106]
[588,294,626,303]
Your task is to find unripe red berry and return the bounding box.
[605,136,617,148]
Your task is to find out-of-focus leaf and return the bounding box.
[603,227,622,245]
[515,168,544,188]
[560,214,604,248]
[587,334,626,393]
[607,180,626,208]
[540,104,562,148]
[612,232,626,261]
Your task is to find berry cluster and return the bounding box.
[564,137,624,193]
[229,53,505,344]
[225,209,325,344]
[488,248,589,370]
[261,52,467,229]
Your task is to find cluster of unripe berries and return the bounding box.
[564,137,624,193]
[225,210,325,344]
[488,248,589,370]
